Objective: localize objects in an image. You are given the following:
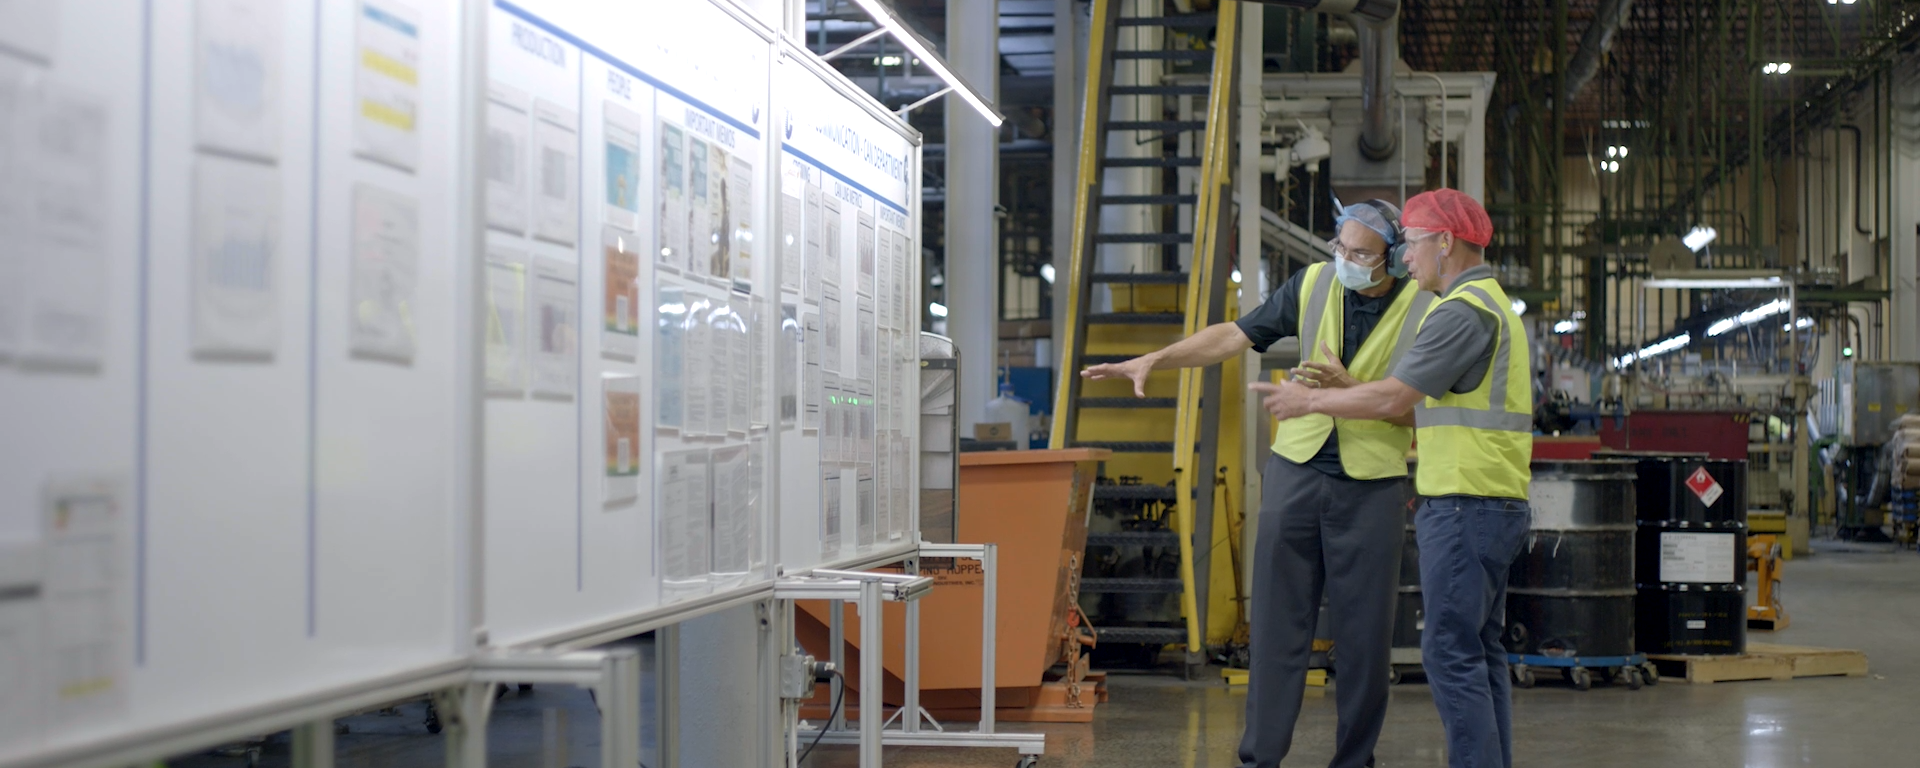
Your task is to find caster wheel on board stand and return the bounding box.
[1016,756,1039,768]
[1640,662,1660,686]
[1623,666,1645,690]
[424,702,443,735]
[1388,666,1401,685]
[1512,664,1535,689]
[1568,667,1592,691]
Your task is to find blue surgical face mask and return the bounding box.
[1334,255,1383,290]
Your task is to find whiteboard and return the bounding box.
[0,0,470,763]
[479,0,924,648]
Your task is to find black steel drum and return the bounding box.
[1505,460,1638,657]
[1605,451,1750,655]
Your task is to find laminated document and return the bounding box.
[779,163,803,293]
[195,0,282,161]
[801,310,821,432]
[601,228,639,360]
[687,138,711,277]
[191,155,281,360]
[820,468,842,559]
[725,155,754,292]
[22,87,109,369]
[891,435,910,537]
[876,227,891,330]
[42,476,130,728]
[531,100,578,246]
[705,145,731,282]
[802,181,822,301]
[821,195,841,287]
[705,299,733,435]
[0,541,45,748]
[681,292,713,436]
[710,444,751,585]
[483,247,527,396]
[656,121,688,272]
[856,210,875,297]
[750,298,769,429]
[857,296,874,382]
[822,286,841,375]
[729,300,751,435]
[653,281,686,431]
[0,73,28,359]
[602,102,642,232]
[857,468,875,550]
[354,0,421,171]
[348,183,420,363]
[602,374,641,504]
[658,449,712,601]
[529,257,578,400]
[821,379,841,462]
[778,303,800,429]
[0,1,59,63]
[747,437,767,573]
[483,83,530,234]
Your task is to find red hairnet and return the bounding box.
[1402,189,1493,248]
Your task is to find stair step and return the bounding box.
[1098,194,1198,205]
[1093,232,1191,244]
[1093,626,1189,645]
[1087,312,1185,325]
[1087,530,1183,546]
[1090,272,1189,284]
[1080,396,1177,408]
[1109,120,1207,132]
[1092,485,1181,501]
[1082,577,1185,594]
[1102,156,1202,168]
[1114,49,1214,61]
[1117,15,1217,28]
[1072,440,1177,453]
[1110,85,1212,96]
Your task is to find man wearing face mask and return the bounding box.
[1081,199,1432,768]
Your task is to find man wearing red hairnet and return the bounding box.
[1253,189,1534,768]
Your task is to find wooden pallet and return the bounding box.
[1647,643,1868,684]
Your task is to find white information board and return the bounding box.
[0,0,471,763]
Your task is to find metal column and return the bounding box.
[946,0,1000,427]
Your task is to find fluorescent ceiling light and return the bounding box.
[1554,319,1579,334]
[1511,298,1527,316]
[1614,332,1692,369]
[1231,268,1242,284]
[1682,225,1717,251]
[848,0,1004,127]
[1706,298,1792,337]
[1644,276,1783,289]
[1783,317,1814,331]
[1039,263,1056,284]
[928,302,948,318]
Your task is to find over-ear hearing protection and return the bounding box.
[1360,198,1410,278]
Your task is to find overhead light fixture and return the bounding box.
[1554,319,1580,334]
[1763,62,1793,75]
[1606,145,1628,158]
[928,302,948,318]
[1039,263,1056,284]
[1511,298,1528,316]
[848,0,1004,126]
[1645,276,1783,289]
[1605,160,1621,173]
[1231,268,1243,284]
[1681,225,1718,252]
[1614,332,1692,368]
[1706,298,1792,337]
[1782,317,1814,332]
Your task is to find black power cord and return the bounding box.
[795,669,847,766]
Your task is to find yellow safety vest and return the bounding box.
[1271,263,1434,480]
[1412,276,1533,499]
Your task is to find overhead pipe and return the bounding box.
[1239,1,1402,160]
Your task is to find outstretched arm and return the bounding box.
[1250,376,1423,424]
[1079,322,1254,398]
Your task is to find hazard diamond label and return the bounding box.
[1686,467,1724,507]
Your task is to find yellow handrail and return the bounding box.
[1172,0,1237,658]
[1047,0,1118,449]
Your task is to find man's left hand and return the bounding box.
[1292,341,1359,389]
[1249,380,1314,421]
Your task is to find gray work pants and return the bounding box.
[1237,454,1410,768]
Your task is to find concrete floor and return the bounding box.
[169,540,1918,768]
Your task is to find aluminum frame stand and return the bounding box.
[781,546,1045,766]
[448,648,642,768]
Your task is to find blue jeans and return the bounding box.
[1417,496,1532,768]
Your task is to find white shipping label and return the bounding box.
[1658,532,1735,584]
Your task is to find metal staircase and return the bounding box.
[1049,0,1240,675]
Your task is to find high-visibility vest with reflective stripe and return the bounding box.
[1412,277,1534,499]
[1271,263,1434,480]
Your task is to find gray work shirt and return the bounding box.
[1391,264,1500,399]
[1236,267,1410,478]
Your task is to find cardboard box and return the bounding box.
[974,422,1013,441]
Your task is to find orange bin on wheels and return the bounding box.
[797,448,1111,724]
